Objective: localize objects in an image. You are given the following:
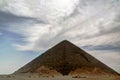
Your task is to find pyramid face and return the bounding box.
[14,40,119,75]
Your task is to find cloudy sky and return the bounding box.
[0,0,120,74]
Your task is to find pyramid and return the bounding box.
[14,40,119,75]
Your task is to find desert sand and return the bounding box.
[0,74,119,80]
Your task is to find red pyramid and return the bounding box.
[14,40,119,75]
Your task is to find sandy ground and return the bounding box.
[0,74,119,80]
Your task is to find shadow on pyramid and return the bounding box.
[14,40,119,75]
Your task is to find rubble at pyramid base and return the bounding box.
[19,65,117,76]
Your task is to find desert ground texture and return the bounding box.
[0,74,120,80]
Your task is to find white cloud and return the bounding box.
[1,0,33,16]
[0,0,120,51]
[1,0,79,22]
[13,23,62,51]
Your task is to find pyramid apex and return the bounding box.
[57,40,73,46]
[62,40,69,42]
[60,40,71,43]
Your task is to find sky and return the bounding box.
[0,0,120,74]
